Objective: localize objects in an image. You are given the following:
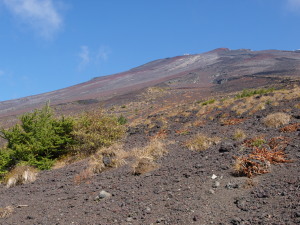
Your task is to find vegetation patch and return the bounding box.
[132,139,167,175]
[0,104,126,182]
[232,129,246,141]
[69,110,126,157]
[0,206,14,219]
[263,112,291,128]
[201,99,215,106]
[4,165,38,188]
[234,137,292,177]
[88,143,128,174]
[186,134,220,151]
[279,123,300,132]
[0,103,74,173]
[243,136,266,148]
[235,88,274,99]
[221,118,246,125]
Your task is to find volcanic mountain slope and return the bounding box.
[0,48,300,224]
[0,81,300,224]
[1,48,300,118]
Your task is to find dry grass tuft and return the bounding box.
[132,139,167,175]
[186,134,220,151]
[5,165,38,188]
[88,143,128,174]
[0,206,14,219]
[220,118,246,125]
[132,158,159,175]
[233,129,247,141]
[263,112,291,128]
[132,139,167,161]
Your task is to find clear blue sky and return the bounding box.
[0,0,300,101]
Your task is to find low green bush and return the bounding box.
[235,88,274,99]
[0,104,126,178]
[0,103,74,172]
[201,99,215,106]
[69,110,126,156]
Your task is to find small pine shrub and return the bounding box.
[117,115,127,125]
[0,103,74,172]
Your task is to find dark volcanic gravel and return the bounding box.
[0,91,300,225]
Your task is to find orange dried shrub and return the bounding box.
[268,136,289,151]
[233,156,269,178]
[175,129,190,135]
[279,123,300,133]
[151,129,168,139]
[250,147,292,164]
[234,136,292,177]
[243,135,265,148]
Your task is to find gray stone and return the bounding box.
[95,190,112,201]
[219,142,234,153]
[213,181,220,188]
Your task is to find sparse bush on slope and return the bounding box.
[0,104,126,181]
[69,110,126,156]
[235,88,274,99]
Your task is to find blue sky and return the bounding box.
[0,0,300,101]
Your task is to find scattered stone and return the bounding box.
[219,142,234,153]
[211,174,217,179]
[213,181,220,188]
[16,205,29,208]
[194,164,202,169]
[230,217,242,225]
[253,188,270,198]
[234,198,248,211]
[192,215,199,221]
[156,218,165,223]
[145,207,151,214]
[226,182,239,189]
[103,155,113,167]
[208,189,215,194]
[95,190,112,201]
[126,217,133,222]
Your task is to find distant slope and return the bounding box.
[1,48,300,117]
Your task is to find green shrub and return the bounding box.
[0,148,14,176]
[201,99,215,106]
[0,104,126,178]
[117,115,127,125]
[0,103,74,172]
[236,88,274,99]
[69,111,126,156]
